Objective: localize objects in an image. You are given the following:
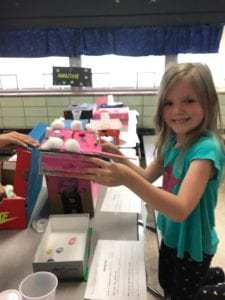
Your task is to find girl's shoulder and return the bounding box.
[188,132,225,164]
[192,132,222,151]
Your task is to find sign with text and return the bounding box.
[53,67,92,87]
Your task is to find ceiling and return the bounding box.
[0,0,225,30]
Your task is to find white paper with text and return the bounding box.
[101,186,142,213]
[84,240,147,300]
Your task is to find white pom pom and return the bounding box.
[71,120,83,131]
[86,123,97,132]
[64,139,81,152]
[47,137,64,150]
[40,140,51,150]
[100,136,114,143]
[51,119,65,130]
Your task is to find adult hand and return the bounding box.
[0,131,40,149]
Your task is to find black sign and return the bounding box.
[53,67,92,87]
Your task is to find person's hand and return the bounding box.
[0,131,40,149]
[101,141,124,163]
[101,141,120,153]
[79,156,130,187]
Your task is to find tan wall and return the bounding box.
[0,93,224,130]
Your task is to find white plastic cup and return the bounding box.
[19,271,58,300]
[0,289,22,300]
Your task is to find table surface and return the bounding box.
[0,207,139,299]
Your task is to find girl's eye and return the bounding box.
[163,101,173,106]
[184,98,195,104]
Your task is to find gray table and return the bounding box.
[0,211,138,299]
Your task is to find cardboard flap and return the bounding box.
[26,123,48,220]
[14,149,31,197]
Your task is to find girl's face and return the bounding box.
[163,79,204,144]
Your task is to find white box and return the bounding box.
[33,214,91,281]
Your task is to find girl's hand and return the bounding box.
[101,141,120,154]
[0,131,40,149]
[101,141,125,163]
[79,156,130,187]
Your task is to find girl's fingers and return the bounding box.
[85,156,110,168]
[81,166,109,176]
[77,157,118,187]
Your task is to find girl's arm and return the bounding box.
[102,141,162,182]
[80,157,213,222]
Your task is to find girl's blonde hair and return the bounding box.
[154,62,223,164]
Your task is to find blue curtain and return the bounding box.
[0,24,223,57]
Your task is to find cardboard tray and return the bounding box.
[33,214,91,281]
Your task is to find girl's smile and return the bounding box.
[163,79,204,143]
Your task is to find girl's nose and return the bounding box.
[172,103,184,113]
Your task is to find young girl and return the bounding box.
[80,63,225,299]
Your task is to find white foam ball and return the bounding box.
[40,140,51,150]
[51,119,65,130]
[64,139,81,152]
[71,120,83,131]
[47,137,64,150]
[100,136,114,143]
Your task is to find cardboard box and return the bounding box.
[0,193,26,229]
[39,129,102,217]
[33,214,91,281]
[90,118,123,145]
[93,105,129,125]
[0,122,47,229]
[44,175,98,217]
[39,152,99,177]
[0,153,30,229]
[0,160,16,184]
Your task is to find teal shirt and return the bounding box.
[157,132,225,262]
